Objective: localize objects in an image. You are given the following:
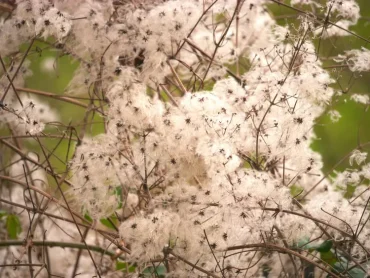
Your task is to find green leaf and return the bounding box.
[116,261,136,272]
[316,240,333,253]
[331,254,366,278]
[344,184,356,199]
[84,213,93,222]
[320,251,337,267]
[332,264,365,278]
[0,210,8,220]
[142,265,166,277]
[6,214,22,239]
[293,237,316,250]
[295,237,310,249]
[100,218,116,230]
[114,186,123,209]
[290,185,304,198]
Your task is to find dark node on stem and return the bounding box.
[0,100,7,109]
[134,49,145,70]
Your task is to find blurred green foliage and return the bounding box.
[0,210,22,239]
[268,0,370,174]
[21,41,104,185]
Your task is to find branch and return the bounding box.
[268,0,370,44]
[15,87,90,109]
[166,249,220,278]
[0,241,122,259]
[226,243,341,278]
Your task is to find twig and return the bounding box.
[203,230,225,278]
[227,243,340,278]
[167,249,220,278]
[0,241,122,259]
[15,87,90,109]
[1,38,35,104]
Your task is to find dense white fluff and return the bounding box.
[337,47,370,72]
[1,0,369,277]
